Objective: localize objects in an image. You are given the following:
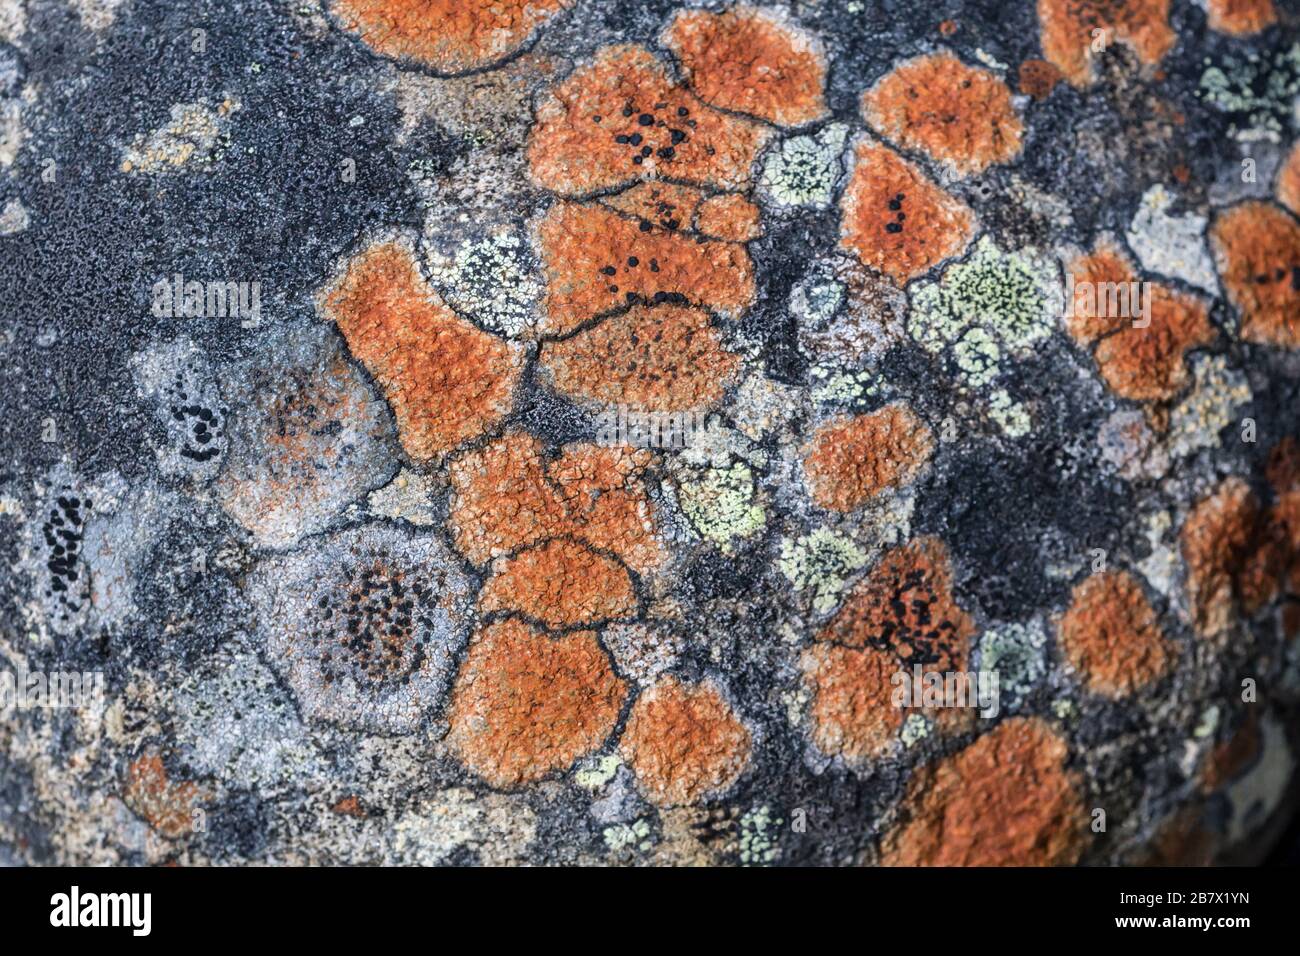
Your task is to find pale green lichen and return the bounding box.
[988,388,1031,438]
[778,528,869,614]
[759,123,847,208]
[677,462,766,550]
[1199,44,1300,143]
[909,238,1056,436]
[604,818,653,853]
[739,805,782,865]
[809,364,880,405]
[574,754,621,790]
[900,713,930,747]
[909,236,1059,365]
[425,229,540,337]
[977,620,1047,710]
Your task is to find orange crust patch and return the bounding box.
[801,642,905,761]
[1058,570,1172,696]
[448,431,663,572]
[322,242,524,461]
[479,537,637,628]
[1181,478,1262,638]
[818,537,974,668]
[804,538,975,760]
[695,193,763,242]
[621,676,752,806]
[1206,0,1278,36]
[862,52,1024,177]
[527,44,771,196]
[123,755,205,839]
[540,302,741,412]
[1037,0,1176,88]
[447,619,627,787]
[840,139,975,284]
[1210,202,1300,349]
[802,403,934,512]
[1066,243,1215,401]
[880,717,1087,865]
[662,7,828,127]
[1019,58,1064,100]
[1277,142,1300,218]
[332,0,571,73]
[537,202,755,336]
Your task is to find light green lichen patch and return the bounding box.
[678,462,766,551]
[900,713,930,747]
[739,805,781,865]
[603,818,653,853]
[977,620,1047,710]
[910,236,1060,363]
[425,228,540,337]
[908,237,1057,436]
[778,528,869,614]
[759,123,848,208]
[790,271,845,325]
[809,364,881,406]
[988,388,1031,438]
[1167,355,1251,459]
[1199,44,1300,143]
[574,754,621,790]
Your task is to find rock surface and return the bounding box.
[1,0,1299,865]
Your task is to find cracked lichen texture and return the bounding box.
[2,0,1300,868]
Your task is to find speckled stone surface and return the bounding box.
[1,0,1299,866]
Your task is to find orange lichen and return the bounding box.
[1210,202,1300,349]
[1019,58,1063,100]
[1182,478,1262,638]
[536,202,756,335]
[527,44,771,196]
[1065,242,1140,344]
[1278,142,1300,217]
[661,7,828,127]
[123,755,204,839]
[801,642,905,760]
[321,242,523,461]
[447,431,663,571]
[600,181,706,229]
[1058,570,1172,696]
[1091,286,1215,401]
[862,53,1024,177]
[621,676,751,806]
[1066,243,1215,401]
[802,538,975,761]
[1237,438,1300,614]
[880,717,1087,866]
[1205,0,1277,36]
[331,796,367,818]
[1036,0,1176,88]
[540,302,741,412]
[818,537,974,669]
[695,193,762,242]
[447,619,626,788]
[479,537,637,628]
[840,139,975,284]
[332,0,571,74]
[802,404,934,512]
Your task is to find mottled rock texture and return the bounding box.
[1,0,1299,867]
